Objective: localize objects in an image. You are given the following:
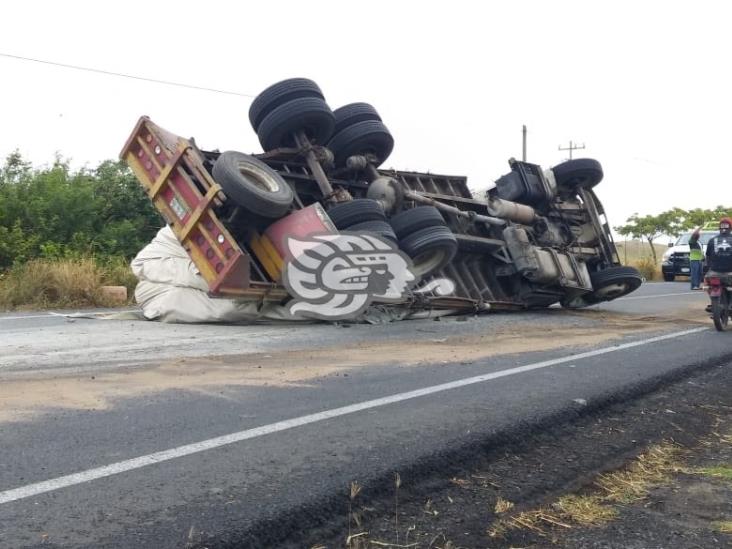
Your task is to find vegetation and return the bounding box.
[0,151,161,268]
[615,206,732,264]
[0,151,162,309]
[0,257,138,310]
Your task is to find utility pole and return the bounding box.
[522,125,527,161]
[558,140,585,160]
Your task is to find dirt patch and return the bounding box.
[569,300,711,326]
[255,359,732,549]
[0,311,695,422]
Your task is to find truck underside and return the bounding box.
[120,78,641,316]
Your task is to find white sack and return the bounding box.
[130,226,298,324]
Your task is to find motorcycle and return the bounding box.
[705,274,732,331]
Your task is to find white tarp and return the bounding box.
[130,226,299,324]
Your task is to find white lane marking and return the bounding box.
[0,326,708,505]
[616,292,700,301]
[0,310,140,322]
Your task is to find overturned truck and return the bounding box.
[121,77,641,318]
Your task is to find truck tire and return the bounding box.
[346,220,398,244]
[327,199,386,229]
[257,96,335,151]
[399,225,457,277]
[327,120,394,168]
[552,158,604,190]
[388,206,446,240]
[586,265,642,302]
[333,103,382,135]
[248,78,324,132]
[212,151,294,218]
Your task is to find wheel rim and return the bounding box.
[594,281,629,300]
[412,248,447,276]
[237,161,280,193]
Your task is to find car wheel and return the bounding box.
[663,273,675,282]
[248,78,325,132]
[257,96,335,151]
[212,151,294,218]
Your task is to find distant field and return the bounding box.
[615,240,668,263]
[615,239,668,281]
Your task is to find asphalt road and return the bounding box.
[0,281,727,548]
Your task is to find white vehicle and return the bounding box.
[661,229,716,281]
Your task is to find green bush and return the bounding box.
[0,151,162,269]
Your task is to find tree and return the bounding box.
[615,211,681,264]
[680,206,732,229]
[0,150,31,185]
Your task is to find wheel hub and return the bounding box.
[237,162,280,193]
[594,281,629,300]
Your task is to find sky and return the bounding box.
[1,0,731,240]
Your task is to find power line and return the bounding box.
[0,51,256,99]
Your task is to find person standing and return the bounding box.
[688,226,703,289]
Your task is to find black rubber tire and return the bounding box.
[212,151,294,218]
[257,96,335,151]
[552,158,604,190]
[399,225,457,278]
[586,265,643,302]
[326,199,386,229]
[712,293,729,331]
[388,206,446,239]
[327,120,394,168]
[333,103,381,135]
[663,273,675,282]
[248,78,324,132]
[346,220,397,243]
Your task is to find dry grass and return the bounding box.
[552,495,617,525]
[615,240,666,281]
[594,442,685,503]
[630,257,660,281]
[0,257,136,310]
[494,497,514,514]
[488,442,685,539]
[488,507,571,539]
[713,521,732,534]
[101,256,138,296]
[615,240,668,264]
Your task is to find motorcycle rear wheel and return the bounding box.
[711,293,729,331]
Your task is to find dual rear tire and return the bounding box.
[248,79,394,169]
[389,207,456,277]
